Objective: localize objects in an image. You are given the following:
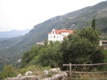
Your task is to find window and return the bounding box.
[53,31,55,34]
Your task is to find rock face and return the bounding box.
[5,72,68,80]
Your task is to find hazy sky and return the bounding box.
[0,0,105,31]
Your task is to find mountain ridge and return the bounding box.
[0,29,30,38]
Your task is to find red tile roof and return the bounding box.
[48,29,74,34]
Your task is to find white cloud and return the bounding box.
[0,0,105,31]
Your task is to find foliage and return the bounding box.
[0,65,16,79]
[21,45,41,67]
[61,28,105,66]
[0,27,106,79]
[37,41,62,68]
[21,41,63,68]
[0,65,45,79]
[21,28,105,71]
[92,18,96,30]
[78,28,100,44]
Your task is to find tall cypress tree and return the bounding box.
[92,18,96,30]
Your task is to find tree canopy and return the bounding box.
[61,28,105,65]
[21,41,63,68]
[21,28,105,70]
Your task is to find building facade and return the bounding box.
[48,29,74,42]
[99,40,107,49]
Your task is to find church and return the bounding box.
[48,29,74,42]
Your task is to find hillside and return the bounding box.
[0,1,107,59]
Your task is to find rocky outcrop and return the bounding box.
[5,72,68,80]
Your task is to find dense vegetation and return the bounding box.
[21,27,106,69]
[21,41,62,68]
[0,27,107,79]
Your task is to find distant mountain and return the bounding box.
[0,1,107,59]
[0,29,30,38]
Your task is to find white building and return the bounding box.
[99,40,107,49]
[48,29,74,42]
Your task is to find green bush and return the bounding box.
[0,65,17,79]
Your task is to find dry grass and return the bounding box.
[70,73,107,80]
[16,65,44,76]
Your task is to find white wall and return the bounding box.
[48,29,71,42]
[48,34,63,42]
